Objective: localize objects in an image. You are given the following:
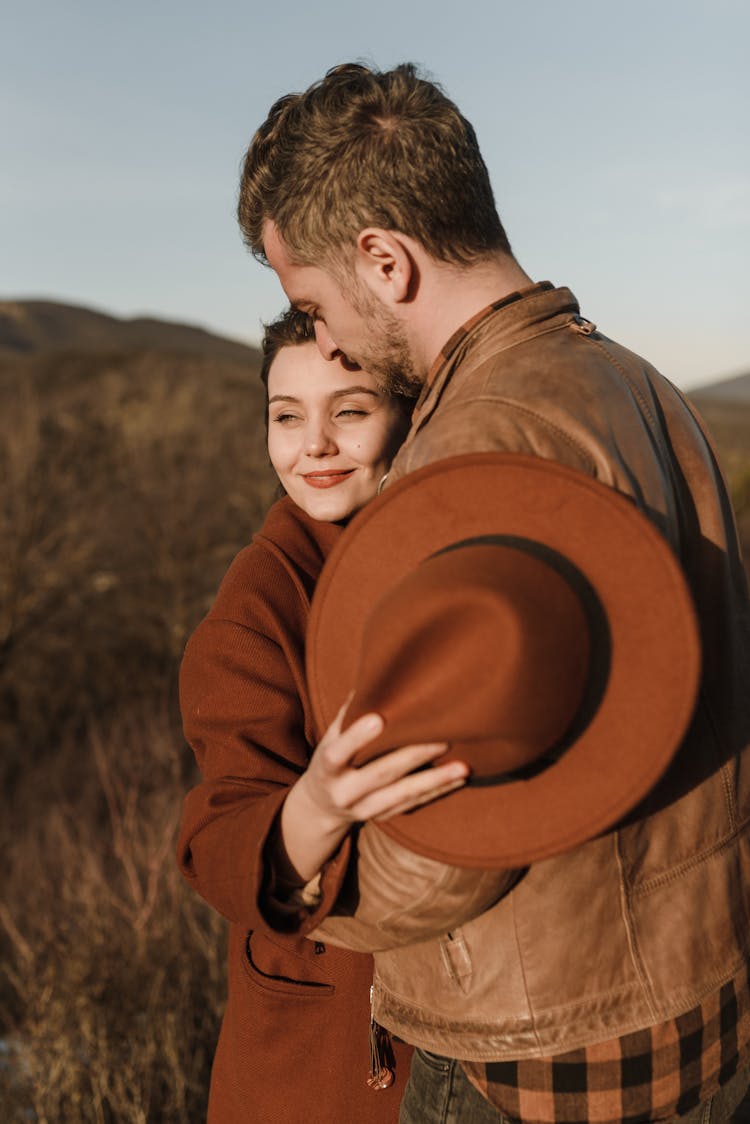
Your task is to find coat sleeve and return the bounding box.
[176,551,350,937]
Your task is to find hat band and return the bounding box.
[429,534,612,789]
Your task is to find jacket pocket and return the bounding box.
[242,930,336,999]
[439,929,473,993]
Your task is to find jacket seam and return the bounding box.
[378,973,647,1021]
[629,813,750,896]
[376,953,750,1042]
[720,761,738,833]
[703,692,739,831]
[585,336,659,432]
[511,887,545,1052]
[614,832,658,1019]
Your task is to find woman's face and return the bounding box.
[266,342,411,522]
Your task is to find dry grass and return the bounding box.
[0,350,276,783]
[0,710,226,1123]
[0,347,273,1121]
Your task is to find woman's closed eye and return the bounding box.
[336,407,369,419]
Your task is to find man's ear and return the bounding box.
[355,228,414,303]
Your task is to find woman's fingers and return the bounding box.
[371,775,469,822]
[310,708,469,824]
[351,738,453,789]
[318,710,384,768]
[346,742,469,818]
[353,761,469,822]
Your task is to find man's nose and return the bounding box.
[314,320,341,361]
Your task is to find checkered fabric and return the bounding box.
[461,965,750,1123]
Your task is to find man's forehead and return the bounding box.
[262,221,313,310]
[263,219,353,281]
[262,220,320,287]
[262,219,290,268]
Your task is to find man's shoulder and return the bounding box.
[390,315,675,484]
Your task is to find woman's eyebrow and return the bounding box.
[330,386,379,398]
[267,387,379,406]
[268,393,301,405]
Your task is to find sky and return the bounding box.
[2,0,748,390]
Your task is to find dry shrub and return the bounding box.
[0,707,226,1122]
[0,350,277,781]
[0,344,273,1121]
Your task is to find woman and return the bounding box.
[177,310,467,1123]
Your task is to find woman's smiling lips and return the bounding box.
[301,468,356,489]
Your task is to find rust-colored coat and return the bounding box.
[177,497,410,1123]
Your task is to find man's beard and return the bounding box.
[350,283,424,399]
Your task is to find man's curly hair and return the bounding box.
[238,62,511,272]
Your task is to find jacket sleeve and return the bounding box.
[176,571,350,937]
[309,826,521,952]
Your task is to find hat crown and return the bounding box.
[347,540,591,776]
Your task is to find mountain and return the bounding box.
[686,371,750,471]
[0,298,259,365]
[688,369,750,405]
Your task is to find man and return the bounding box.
[238,63,750,1123]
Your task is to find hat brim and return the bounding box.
[306,453,701,868]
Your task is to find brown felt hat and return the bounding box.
[306,453,701,869]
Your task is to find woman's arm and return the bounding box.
[178,531,513,947]
[177,538,467,938]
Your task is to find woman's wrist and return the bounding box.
[276,779,350,884]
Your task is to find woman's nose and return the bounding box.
[303,420,337,457]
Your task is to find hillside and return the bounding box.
[690,368,750,404]
[0,297,258,364]
[687,371,750,487]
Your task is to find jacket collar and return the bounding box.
[411,283,580,426]
[425,282,556,385]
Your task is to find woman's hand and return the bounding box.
[276,703,468,886]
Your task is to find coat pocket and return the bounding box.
[242,930,336,999]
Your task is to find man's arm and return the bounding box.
[310,824,522,952]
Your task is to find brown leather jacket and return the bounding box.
[310,283,750,1061]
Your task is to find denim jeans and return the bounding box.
[398,1049,750,1124]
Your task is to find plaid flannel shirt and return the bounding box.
[461,964,750,1123]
